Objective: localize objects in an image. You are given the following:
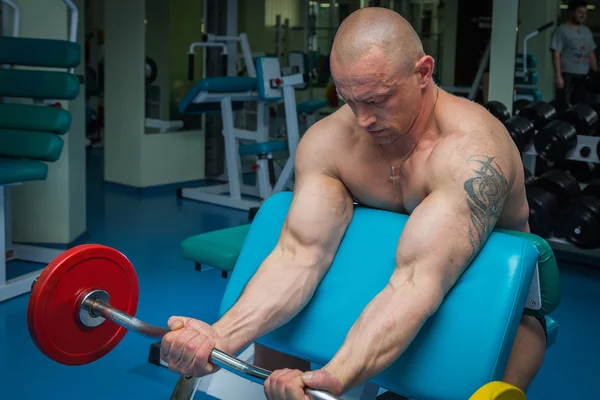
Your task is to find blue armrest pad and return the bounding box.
[239,140,287,156]
[219,192,539,399]
[178,77,257,115]
[297,99,328,114]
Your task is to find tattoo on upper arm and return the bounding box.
[463,155,509,254]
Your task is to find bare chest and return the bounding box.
[339,157,429,214]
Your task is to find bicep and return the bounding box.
[391,155,509,295]
[277,166,353,269]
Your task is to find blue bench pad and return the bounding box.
[219,192,539,399]
[239,141,287,156]
[178,77,256,115]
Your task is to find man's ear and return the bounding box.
[415,55,435,88]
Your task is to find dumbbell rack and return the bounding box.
[522,134,600,259]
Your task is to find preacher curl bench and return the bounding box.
[28,191,559,399]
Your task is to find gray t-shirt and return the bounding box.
[550,24,597,75]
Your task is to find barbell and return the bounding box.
[27,244,529,400]
[27,244,340,400]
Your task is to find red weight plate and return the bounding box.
[27,244,139,365]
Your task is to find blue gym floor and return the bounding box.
[0,148,599,399]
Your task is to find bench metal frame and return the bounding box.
[1,185,62,302]
[180,69,303,212]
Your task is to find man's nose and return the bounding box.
[356,106,376,129]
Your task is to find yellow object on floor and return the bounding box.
[469,382,527,400]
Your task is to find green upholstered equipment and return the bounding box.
[0,69,80,100]
[495,229,561,318]
[0,37,80,68]
[0,24,81,183]
[0,129,64,162]
[0,4,82,303]
[181,224,251,277]
[0,158,48,185]
[546,316,558,348]
[0,104,72,135]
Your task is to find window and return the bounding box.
[265,0,301,27]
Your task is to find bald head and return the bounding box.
[331,7,424,75]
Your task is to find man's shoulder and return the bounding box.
[583,24,595,35]
[427,97,515,187]
[295,106,359,173]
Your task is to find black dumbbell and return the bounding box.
[513,99,532,116]
[553,159,595,183]
[533,103,599,162]
[504,116,535,153]
[560,103,599,136]
[526,169,581,238]
[533,120,578,162]
[555,180,600,249]
[517,101,558,130]
[524,166,536,186]
[484,101,511,122]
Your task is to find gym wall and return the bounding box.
[5,0,87,245]
[103,0,205,189]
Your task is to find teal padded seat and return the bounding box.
[0,37,80,68]
[195,77,257,93]
[0,69,80,100]
[297,99,328,114]
[0,104,72,134]
[0,158,48,185]
[0,129,64,162]
[546,315,558,348]
[239,140,287,157]
[181,224,251,275]
[178,77,257,115]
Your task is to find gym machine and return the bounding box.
[178,37,306,212]
[443,21,554,104]
[0,0,81,302]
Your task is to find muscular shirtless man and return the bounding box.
[161,8,546,399]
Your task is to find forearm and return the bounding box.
[590,52,598,72]
[213,253,324,354]
[552,51,562,77]
[324,282,441,391]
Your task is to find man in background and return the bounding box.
[551,1,597,109]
